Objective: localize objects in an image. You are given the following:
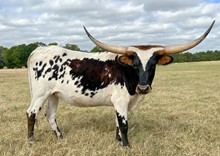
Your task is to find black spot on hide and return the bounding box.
[49,60,54,66]
[39,61,42,66]
[33,54,71,82]
[55,55,60,63]
[33,63,47,80]
[62,53,67,57]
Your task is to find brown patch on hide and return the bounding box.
[68,57,139,96]
[133,45,164,51]
[69,58,125,93]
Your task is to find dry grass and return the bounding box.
[0,62,220,156]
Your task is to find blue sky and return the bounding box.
[208,0,220,2]
[0,0,219,52]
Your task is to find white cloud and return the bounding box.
[0,0,219,52]
[153,3,218,22]
[143,0,203,11]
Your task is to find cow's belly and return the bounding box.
[52,84,118,107]
[57,92,113,107]
[53,88,145,111]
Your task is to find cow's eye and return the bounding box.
[150,65,156,70]
[133,65,138,69]
[133,63,140,70]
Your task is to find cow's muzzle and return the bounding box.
[136,85,152,94]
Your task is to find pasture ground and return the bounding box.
[0,61,220,156]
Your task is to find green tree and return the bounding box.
[0,46,6,68]
[3,42,46,68]
[91,46,104,53]
[4,46,16,68]
[48,42,58,46]
[172,50,220,63]
[12,44,27,68]
[64,44,80,51]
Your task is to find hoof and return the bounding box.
[28,138,34,147]
[58,133,63,139]
[116,136,122,142]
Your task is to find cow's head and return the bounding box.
[84,21,215,94]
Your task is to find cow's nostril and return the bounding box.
[138,85,149,91]
[136,85,151,94]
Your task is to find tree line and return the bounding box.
[0,42,82,69]
[0,42,220,69]
[171,51,220,63]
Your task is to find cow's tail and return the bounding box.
[27,50,36,99]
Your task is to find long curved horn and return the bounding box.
[163,20,215,54]
[83,26,127,54]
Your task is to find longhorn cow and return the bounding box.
[27,21,215,147]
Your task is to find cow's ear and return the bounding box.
[117,51,137,66]
[118,55,134,66]
[157,55,173,65]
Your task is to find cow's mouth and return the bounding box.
[136,85,152,94]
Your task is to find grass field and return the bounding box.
[0,61,220,156]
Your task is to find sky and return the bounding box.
[0,0,219,52]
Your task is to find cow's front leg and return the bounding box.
[115,111,129,147]
[111,92,130,147]
[115,117,121,141]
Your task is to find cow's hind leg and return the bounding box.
[27,94,49,142]
[45,94,63,139]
